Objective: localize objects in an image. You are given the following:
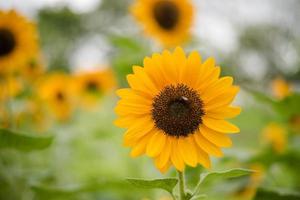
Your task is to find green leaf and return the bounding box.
[254,188,300,200]
[190,194,207,200]
[199,168,254,186]
[126,178,178,194]
[0,128,53,152]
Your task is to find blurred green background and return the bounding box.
[0,0,300,199]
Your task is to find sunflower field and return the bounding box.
[0,0,300,200]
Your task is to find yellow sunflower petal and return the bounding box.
[194,131,224,157]
[178,136,198,167]
[123,118,154,147]
[205,86,240,111]
[196,66,221,91]
[202,117,240,133]
[172,47,187,83]
[206,106,241,119]
[114,117,134,128]
[144,55,167,90]
[184,50,202,87]
[115,102,151,116]
[170,138,185,171]
[161,50,179,83]
[154,136,172,169]
[157,160,171,174]
[200,125,232,147]
[195,145,211,169]
[146,131,167,157]
[126,74,155,98]
[201,76,233,101]
[130,133,154,157]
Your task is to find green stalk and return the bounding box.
[177,170,186,200]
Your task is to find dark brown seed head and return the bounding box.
[152,84,205,137]
[55,91,65,102]
[86,80,99,93]
[0,28,16,57]
[153,1,179,31]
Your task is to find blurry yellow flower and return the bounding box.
[38,73,73,121]
[131,0,194,47]
[20,55,45,81]
[0,10,39,74]
[115,47,241,173]
[236,163,265,200]
[0,77,23,100]
[262,122,287,154]
[73,69,116,108]
[15,99,48,132]
[271,77,292,100]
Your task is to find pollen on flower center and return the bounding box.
[0,28,16,57]
[152,84,205,137]
[153,1,179,30]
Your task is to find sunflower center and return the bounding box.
[0,28,16,57]
[86,81,99,93]
[153,1,179,30]
[56,91,65,102]
[152,84,204,137]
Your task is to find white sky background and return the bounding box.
[0,0,298,74]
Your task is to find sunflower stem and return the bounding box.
[177,170,186,200]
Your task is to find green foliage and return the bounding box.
[127,178,178,194]
[38,7,84,71]
[0,128,53,151]
[109,35,149,86]
[254,188,300,200]
[197,168,254,186]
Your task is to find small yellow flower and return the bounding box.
[20,55,45,81]
[38,73,73,121]
[262,122,287,154]
[271,77,291,100]
[115,47,241,173]
[72,69,116,108]
[0,77,23,100]
[236,164,265,200]
[131,0,194,47]
[0,10,39,74]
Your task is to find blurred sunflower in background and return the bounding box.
[131,0,194,47]
[262,122,287,154]
[20,55,45,81]
[0,10,39,75]
[38,73,73,122]
[0,77,23,100]
[73,68,116,108]
[271,77,292,100]
[115,47,240,173]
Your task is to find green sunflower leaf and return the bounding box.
[254,187,300,200]
[190,194,207,200]
[126,178,178,194]
[0,128,53,151]
[198,168,254,185]
[192,168,254,197]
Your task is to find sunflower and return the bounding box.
[38,73,73,121]
[131,0,194,47]
[271,77,292,100]
[0,76,23,101]
[0,10,39,74]
[20,55,45,81]
[72,69,116,108]
[262,122,287,154]
[115,47,241,172]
